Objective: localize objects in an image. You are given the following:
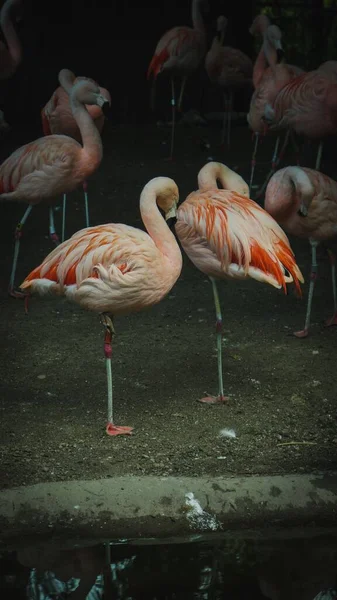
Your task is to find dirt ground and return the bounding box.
[1,117,337,491]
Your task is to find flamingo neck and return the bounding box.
[140,182,182,267]
[198,162,246,193]
[192,0,205,37]
[0,0,21,75]
[59,69,76,94]
[70,95,103,173]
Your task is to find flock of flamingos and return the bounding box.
[1,0,337,438]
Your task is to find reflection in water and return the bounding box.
[0,532,337,599]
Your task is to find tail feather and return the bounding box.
[147,48,169,80]
[275,239,304,296]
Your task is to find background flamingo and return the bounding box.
[263,66,337,173]
[205,15,253,147]
[20,176,183,437]
[147,0,207,159]
[175,162,304,404]
[0,77,110,297]
[41,68,111,241]
[0,0,22,128]
[265,165,337,337]
[248,14,303,193]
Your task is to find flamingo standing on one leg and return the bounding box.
[248,14,303,194]
[0,77,110,297]
[20,176,183,436]
[205,15,253,147]
[147,0,207,159]
[41,69,111,241]
[175,162,304,403]
[265,166,337,337]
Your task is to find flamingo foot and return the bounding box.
[198,394,229,404]
[293,328,309,338]
[106,423,134,436]
[325,312,337,327]
[8,285,27,299]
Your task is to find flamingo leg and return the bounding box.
[294,238,319,338]
[256,131,290,201]
[8,204,33,298]
[177,75,187,112]
[199,277,229,404]
[249,132,259,195]
[168,77,176,160]
[49,206,60,245]
[83,180,90,228]
[290,129,301,165]
[220,91,228,146]
[61,193,67,242]
[101,314,133,436]
[226,89,233,148]
[315,141,323,171]
[325,250,337,326]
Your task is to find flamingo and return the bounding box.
[263,67,337,173]
[248,14,303,194]
[20,176,183,436]
[147,0,207,159]
[205,15,253,147]
[0,77,110,297]
[0,0,22,80]
[265,166,337,337]
[175,162,304,404]
[41,69,111,241]
[0,0,22,127]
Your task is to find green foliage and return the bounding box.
[254,1,337,70]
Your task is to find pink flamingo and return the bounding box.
[248,14,303,193]
[205,15,253,147]
[265,165,337,337]
[0,77,110,297]
[0,0,22,80]
[263,66,337,173]
[0,0,22,128]
[41,69,111,241]
[20,176,183,436]
[175,162,304,403]
[147,0,207,159]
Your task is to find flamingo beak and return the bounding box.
[298,204,308,217]
[165,204,178,229]
[101,100,112,119]
[276,47,284,62]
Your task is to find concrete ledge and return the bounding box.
[1,473,337,542]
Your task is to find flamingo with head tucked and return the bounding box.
[175,162,304,404]
[265,165,337,337]
[147,0,207,159]
[41,68,111,241]
[20,176,183,436]
[0,77,110,297]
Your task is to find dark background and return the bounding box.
[1,0,255,128]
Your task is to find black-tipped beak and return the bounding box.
[102,100,112,119]
[166,216,177,230]
[276,48,284,62]
[297,206,308,217]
